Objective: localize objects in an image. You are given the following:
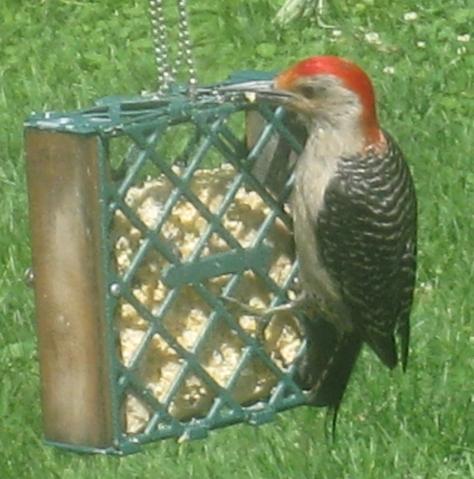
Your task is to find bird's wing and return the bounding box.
[315,137,417,368]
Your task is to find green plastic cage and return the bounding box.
[25,73,312,454]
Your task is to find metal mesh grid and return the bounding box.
[26,79,309,454]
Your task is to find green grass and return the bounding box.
[0,0,472,477]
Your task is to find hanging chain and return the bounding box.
[149,0,175,93]
[149,0,198,95]
[176,0,197,95]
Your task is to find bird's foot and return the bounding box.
[220,294,307,340]
[220,294,307,317]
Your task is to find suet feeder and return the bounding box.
[25,1,308,455]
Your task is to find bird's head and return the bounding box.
[225,56,383,147]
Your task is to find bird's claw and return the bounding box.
[219,294,307,341]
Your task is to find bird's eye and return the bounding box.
[299,85,321,99]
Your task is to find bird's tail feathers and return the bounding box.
[296,315,362,410]
[397,319,410,371]
[365,330,398,369]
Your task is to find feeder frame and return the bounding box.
[25,75,308,455]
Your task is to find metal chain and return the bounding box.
[149,0,198,95]
[149,0,175,93]
[176,0,198,95]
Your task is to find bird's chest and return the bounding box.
[293,150,339,224]
[292,129,359,224]
[291,150,346,316]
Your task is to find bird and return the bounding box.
[224,56,417,422]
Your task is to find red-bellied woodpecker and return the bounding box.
[227,56,417,419]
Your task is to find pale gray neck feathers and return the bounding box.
[293,86,365,224]
[304,80,365,159]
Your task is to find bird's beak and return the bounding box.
[217,80,296,105]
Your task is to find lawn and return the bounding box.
[0,0,472,477]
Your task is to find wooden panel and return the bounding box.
[25,130,113,448]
